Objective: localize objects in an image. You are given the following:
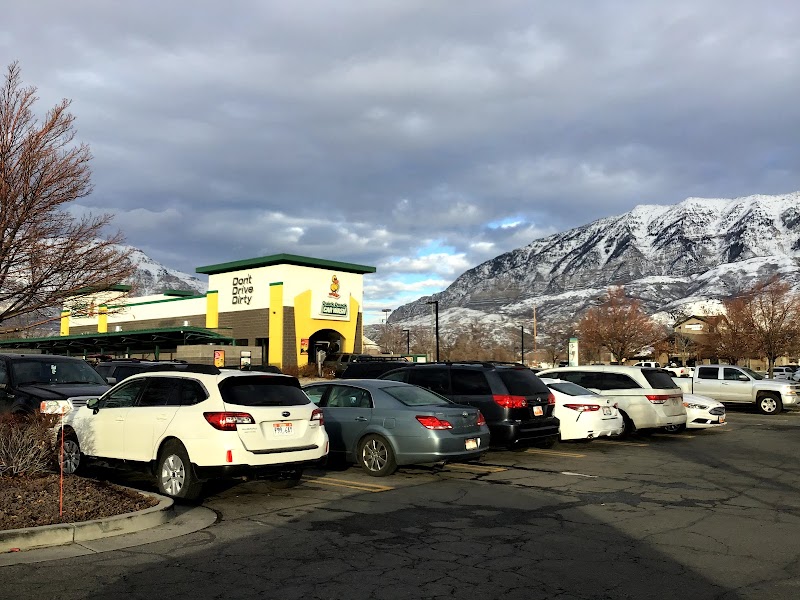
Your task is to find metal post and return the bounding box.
[402,329,410,355]
[426,300,439,362]
[520,325,524,364]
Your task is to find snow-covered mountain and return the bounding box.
[124,246,207,296]
[389,192,800,329]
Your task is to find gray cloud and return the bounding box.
[4,1,800,321]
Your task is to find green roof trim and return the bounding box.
[269,282,283,286]
[196,253,376,275]
[163,289,197,297]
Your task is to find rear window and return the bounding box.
[497,369,549,396]
[641,369,679,389]
[219,376,310,407]
[382,385,453,407]
[547,381,598,397]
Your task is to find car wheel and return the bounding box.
[157,440,203,501]
[60,432,83,474]
[757,393,782,415]
[663,423,687,434]
[266,468,303,489]
[619,411,636,438]
[358,434,397,476]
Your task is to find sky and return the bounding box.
[4,1,800,324]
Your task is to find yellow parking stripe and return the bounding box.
[304,476,394,493]
[446,463,508,473]
[594,439,649,447]
[525,448,586,458]
[650,433,695,439]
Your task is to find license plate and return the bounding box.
[465,438,479,450]
[533,406,544,416]
[273,422,293,435]
[602,407,612,415]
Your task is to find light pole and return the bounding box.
[426,300,439,362]
[382,308,392,354]
[402,329,410,355]
[520,325,524,365]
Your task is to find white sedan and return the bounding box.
[664,393,726,432]
[540,378,625,441]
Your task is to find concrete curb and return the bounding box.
[0,489,173,553]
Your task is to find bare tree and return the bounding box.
[578,286,663,364]
[703,298,757,364]
[539,320,575,367]
[0,62,134,332]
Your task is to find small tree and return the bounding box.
[578,287,662,364]
[0,62,134,332]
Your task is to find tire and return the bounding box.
[60,432,83,475]
[663,423,686,434]
[358,434,397,477]
[757,393,783,415]
[156,440,203,500]
[266,468,303,489]
[619,411,636,438]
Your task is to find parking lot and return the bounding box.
[3,406,800,599]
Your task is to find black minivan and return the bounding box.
[379,361,559,448]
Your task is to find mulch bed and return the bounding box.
[0,474,159,531]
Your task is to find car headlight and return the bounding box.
[683,402,708,410]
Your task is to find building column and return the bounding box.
[205,290,219,328]
[60,310,70,336]
[268,282,284,367]
[98,305,108,334]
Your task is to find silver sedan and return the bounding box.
[303,379,490,476]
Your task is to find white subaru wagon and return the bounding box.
[57,365,329,500]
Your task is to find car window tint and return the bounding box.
[179,379,208,405]
[547,381,598,396]
[327,386,372,408]
[557,371,599,388]
[408,368,450,395]
[599,373,640,390]
[497,369,549,395]
[451,370,492,395]
[641,370,679,389]
[218,376,309,407]
[379,370,407,382]
[697,367,718,380]
[101,379,146,409]
[304,385,328,405]
[96,365,113,378]
[723,368,742,381]
[382,385,452,406]
[115,366,144,381]
[138,378,179,407]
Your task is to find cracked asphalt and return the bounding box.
[3,406,800,599]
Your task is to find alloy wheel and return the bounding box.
[160,454,186,496]
[362,439,388,472]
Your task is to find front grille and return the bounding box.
[709,407,725,416]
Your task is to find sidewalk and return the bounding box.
[0,489,217,566]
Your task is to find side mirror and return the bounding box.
[86,397,100,412]
[105,376,117,385]
[738,374,749,382]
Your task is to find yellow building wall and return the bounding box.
[292,290,360,365]
[268,283,284,366]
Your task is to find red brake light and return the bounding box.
[476,411,486,426]
[311,408,324,425]
[493,394,528,408]
[547,392,556,405]
[416,415,453,430]
[645,395,672,404]
[203,412,255,431]
[563,404,601,412]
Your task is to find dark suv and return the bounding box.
[94,359,188,384]
[0,353,110,415]
[378,361,559,448]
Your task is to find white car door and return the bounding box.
[77,379,146,459]
[123,377,185,462]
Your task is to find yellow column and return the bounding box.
[268,282,284,367]
[205,291,219,328]
[98,305,108,333]
[60,310,70,336]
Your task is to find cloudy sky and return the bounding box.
[4,1,800,323]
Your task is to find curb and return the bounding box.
[0,489,174,553]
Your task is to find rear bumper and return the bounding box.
[488,417,560,446]
[194,456,327,480]
[394,431,491,465]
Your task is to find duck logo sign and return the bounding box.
[319,274,348,319]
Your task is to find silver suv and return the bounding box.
[536,365,686,435]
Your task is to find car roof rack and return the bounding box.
[146,363,221,375]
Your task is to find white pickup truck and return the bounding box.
[671,364,800,415]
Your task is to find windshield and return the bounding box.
[382,385,453,407]
[11,359,108,385]
[547,381,599,397]
[740,367,763,380]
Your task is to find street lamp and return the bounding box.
[382,308,391,324]
[520,325,524,365]
[402,329,410,355]
[426,300,440,362]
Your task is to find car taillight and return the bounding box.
[493,394,528,408]
[547,393,556,405]
[476,411,486,426]
[645,395,671,404]
[416,415,453,430]
[311,408,324,425]
[203,412,255,431]
[563,404,601,412]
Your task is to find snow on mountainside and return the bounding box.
[389,192,800,329]
[124,246,207,296]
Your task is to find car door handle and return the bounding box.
[355,416,368,422]
[115,416,125,422]
[156,415,168,421]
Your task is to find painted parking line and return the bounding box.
[525,448,586,458]
[650,433,696,439]
[304,476,394,493]
[446,463,508,473]
[594,439,649,447]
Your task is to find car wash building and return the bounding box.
[1,254,375,370]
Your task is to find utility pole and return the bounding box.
[533,305,537,365]
[426,300,440,362]
[520,324,524,365]
[402,329,410,355]
[382,308,391,353]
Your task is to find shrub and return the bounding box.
[0,414,58,477]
